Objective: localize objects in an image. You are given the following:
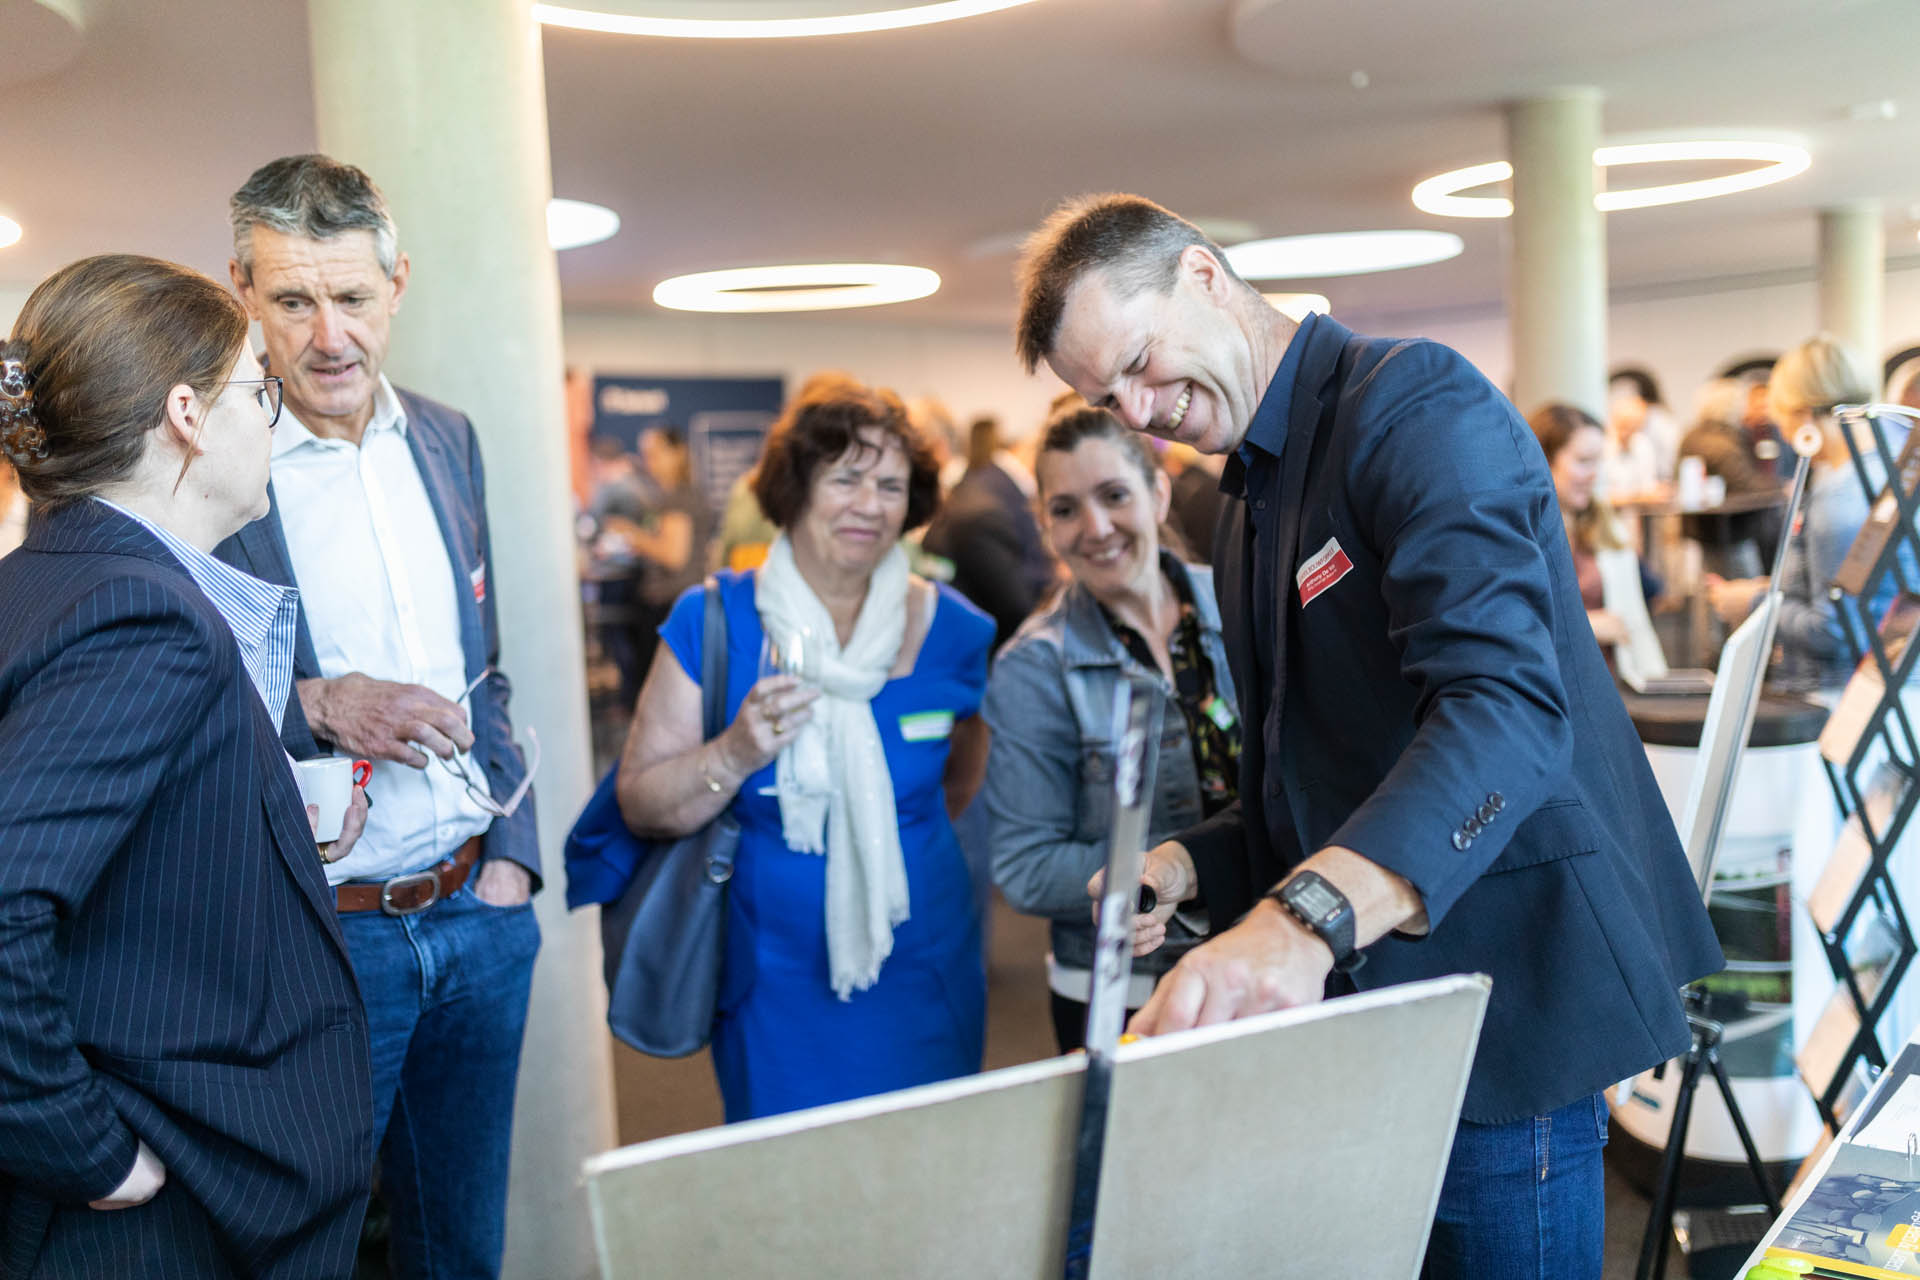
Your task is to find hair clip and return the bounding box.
[0,359,27,401]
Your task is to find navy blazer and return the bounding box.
[0,500,372,1277]
[214,387,540,886]
[1182,316,1724,1124]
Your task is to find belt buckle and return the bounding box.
[380,869,442,917]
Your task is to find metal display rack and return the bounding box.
[1805,402,1920,1131]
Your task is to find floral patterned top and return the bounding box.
[1098,551,1240,816]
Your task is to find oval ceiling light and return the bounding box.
[1263,293,1329,320]
[534,0,1040,38]
[1225,230,1462,280]
[653,263,941,312]
[964,214,1257,262]
[0,216,20,249]
[548,198,621,250]
[1412,141,1812,218]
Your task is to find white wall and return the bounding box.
[562,307,1062,438]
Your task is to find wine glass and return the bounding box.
[758,629,808,684]
[756,628,812,796]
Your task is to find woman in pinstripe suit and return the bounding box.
[0,256,374,1278]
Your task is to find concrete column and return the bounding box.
[305,3,613,1277]
[1505,90,1607,421]
[1818,202,1884,375]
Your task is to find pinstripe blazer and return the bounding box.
[0,500,373,1279]
[215,386,540,885]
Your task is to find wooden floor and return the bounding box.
[610,892,1057,1144]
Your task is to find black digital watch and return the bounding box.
[1267,870,1365,974]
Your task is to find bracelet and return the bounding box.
[698,747,725,794]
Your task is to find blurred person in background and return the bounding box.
[628,424,712,673]
[1603,366,1676,498]
[1706,335,1909,689]
[616,375,995,1120]
[0,254,371,1277]
[984,401,1237,1049]
[713,464,779,572]
[1721,356,1793,481]
[908,395,966,494]
[583,433,655,705]
[1888,351,1920,414]
[1165,440,1226,564]
[1678,378,1785,576]
[921,413,1055,650]
[1529,402,1660,656]
[0,458,23,556]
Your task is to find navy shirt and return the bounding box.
[1221,311,1320,737]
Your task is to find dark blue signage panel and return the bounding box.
[593,374,784,514]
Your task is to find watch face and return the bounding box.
[1290,878,1342,924]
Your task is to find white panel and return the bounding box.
[585,975,1489,1279]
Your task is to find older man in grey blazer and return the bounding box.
[214,155,540,1280]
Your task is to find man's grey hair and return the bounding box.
[1014,193,1247,373]
[230,154,399,283]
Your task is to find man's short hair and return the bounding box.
[1014,194,1242,373]
[230,154,399,283]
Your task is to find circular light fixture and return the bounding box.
[652,263,941,312]
[1412,141,1812,218]
[548,198,620,250]
[964,214,1258,262]
[534,0,1040,38]
[1225,230,1463,280]
[1263,293,1329,320]
[0,216,20,249]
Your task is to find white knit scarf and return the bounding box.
[756,533,911,999]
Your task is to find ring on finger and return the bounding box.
[772,716,786,735]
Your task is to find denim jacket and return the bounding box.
[982,561,1238,977]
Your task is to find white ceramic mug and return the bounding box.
[293,755,372,843]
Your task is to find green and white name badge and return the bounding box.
[1202,695,1237,732]
[898,710,955,742]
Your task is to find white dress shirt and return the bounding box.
[270,377,494,886]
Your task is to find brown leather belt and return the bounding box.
[336,837,483,916]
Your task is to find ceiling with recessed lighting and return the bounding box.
[0,0,1916,333]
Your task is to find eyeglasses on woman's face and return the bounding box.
[223,375,284,429]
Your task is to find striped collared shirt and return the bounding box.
[97,499,301,732]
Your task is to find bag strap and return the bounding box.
[700,575,729,741]
[697,576,737,883]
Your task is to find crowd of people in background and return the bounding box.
[3,154,1919,1278]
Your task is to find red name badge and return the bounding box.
[1296,537,1354,606]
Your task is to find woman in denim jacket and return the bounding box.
[983,401,1239,1051]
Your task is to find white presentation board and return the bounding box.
[584,974,1490,1279]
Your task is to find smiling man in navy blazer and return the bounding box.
[213,156,539,1280]
[1015,194,1722,1278]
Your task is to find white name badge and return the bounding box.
[899,710,955,742]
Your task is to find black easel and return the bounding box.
[1633,990,1781,1280]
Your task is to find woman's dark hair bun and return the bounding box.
[0,338,46,466]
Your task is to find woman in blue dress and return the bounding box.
[616,374,995,1121]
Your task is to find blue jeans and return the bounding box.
[1422,1092,1608,1280]
[337,884,540,1280]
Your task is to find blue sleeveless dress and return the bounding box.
[659,569,994,1120]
